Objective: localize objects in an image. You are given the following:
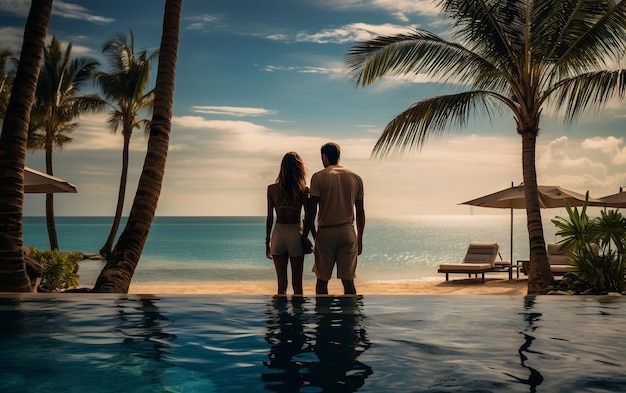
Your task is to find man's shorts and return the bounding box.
[313,224,357,280]
[270,223,304,257]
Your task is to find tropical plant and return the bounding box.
[29,248,82,291]
[93,0,182,293]
[0,0,53,292]
[95,30,157,258]
[550,197,594,253]
[0,49,15,120]
[345,0,626,294]
[28,36,106,250]
[552,201,626,291]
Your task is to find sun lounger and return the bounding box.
[438,242,506,282]
[519,243,577,276]
[547,243,575,276]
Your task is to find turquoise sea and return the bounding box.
[23,215,561,287]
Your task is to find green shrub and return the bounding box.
[29,248,83,292]
[552,197,626,292]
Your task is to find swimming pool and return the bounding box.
[0,294,624,392]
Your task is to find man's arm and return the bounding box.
[355,198,365,255]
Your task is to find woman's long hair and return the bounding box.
[276,151,307,204]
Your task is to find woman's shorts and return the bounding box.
[270,223,304,257]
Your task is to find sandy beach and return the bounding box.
[128,276,529,296]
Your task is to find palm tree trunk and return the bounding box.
[521,131,553,294]
[45,145,58,250]
[93,0,182,293]
[0,0,52,292]
[100,132,131,257]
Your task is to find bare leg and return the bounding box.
[273,255,289,295]
[341,279,356,295]
[316,278,329,295]
[290,256,304,295]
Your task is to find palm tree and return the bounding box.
[0,49,15,120]
[93,0,182,293]
[345,0,626,294]
[28,36,105,250]
[95,30,158,258]
[0,0,52,292]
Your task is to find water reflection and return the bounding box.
[114,297,178,386]
[262,295,372,392]
[505,297,544,392]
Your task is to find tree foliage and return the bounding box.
[345,0,626,294]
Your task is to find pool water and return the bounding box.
[0,294,625,392]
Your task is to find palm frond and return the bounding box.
[549,69,626,123]
[438,0,526,70]
[372,90,504,157]
[345,28,514,93]
[548,0,626,77]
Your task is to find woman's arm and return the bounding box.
[265,185,275,259]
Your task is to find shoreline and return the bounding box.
[127,277,529,296]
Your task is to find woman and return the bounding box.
[266,152,310,295]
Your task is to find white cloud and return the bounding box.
[261,64,344,77]
[64,113,147,152]
[535,135,626,197]
[0,0,31,17]
[27,109,626,217]
[319,0,439,17]
[192,106,278,117]
[0,26,25,52]
[0,0,114,23]
[53,1,114,24]
[184,14,219,31]
[581,136,623,155]
[290,23,417,44]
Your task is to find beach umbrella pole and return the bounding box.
[510,207,513,279]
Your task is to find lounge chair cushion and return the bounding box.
[547,243,568,264]
[438,262,493,272]
[547,243,574,274]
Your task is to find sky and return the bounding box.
[1,0,625,218]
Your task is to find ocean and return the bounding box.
[23,215,561,288]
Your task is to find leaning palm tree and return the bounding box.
[0,0,53,292]
[93,0,182,293]
[345,0,626,294]
[28,36,105,250]
[95,30,158,258]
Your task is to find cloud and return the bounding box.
[579,136,626,166]
[582,136,623,155]
[53,1,114,24]
[63,113,147,152]
[27,108,626,217]
[535,135,626,197]
[261,64,342,75]
[0,1,113,22]
[0,26,25,52]
[318,0,440,17]
[192,106,278,117]
[184,14,220,31]
[0,0,31,17]
[271,23,416,44]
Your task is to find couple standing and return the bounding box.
[265,142,365,295]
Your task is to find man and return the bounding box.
[302,142,365,294]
